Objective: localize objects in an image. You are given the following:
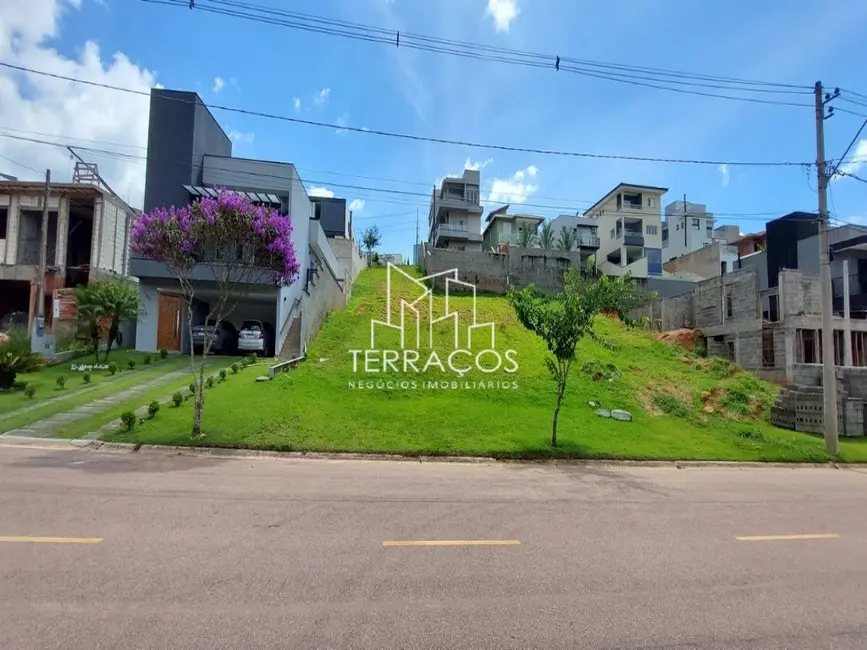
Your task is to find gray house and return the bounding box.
[132,89,352,358]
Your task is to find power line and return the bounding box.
[840,171,867,185]
[0,152,41,174]
[0,61,827,167]
[150,0,815,105]
[0,130,814,222]
[830,117,867,177]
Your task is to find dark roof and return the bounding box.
[484,204,510,222]
[582,182,669,216]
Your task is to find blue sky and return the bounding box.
[2,0,867,259]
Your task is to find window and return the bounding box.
[0,207,7,238]
[726,341,736,362]
[313,202,322,221]
[676,223,680,231]
[726,294,733,318]
[647,197,656,208]
[646,225,658,235]
[610,227,615,239]
[691,218,700,229]
[721,261,728,275]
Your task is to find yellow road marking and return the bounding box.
[383,539,521,547]
[735,534,840,542]
[0,536,103,544]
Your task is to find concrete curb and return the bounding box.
[0,435,847,468]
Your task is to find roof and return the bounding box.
[184,185,282,206]
[0,180,104,197]
[734,231,766,243]
[481,206,545,235]
[582,182,669,216]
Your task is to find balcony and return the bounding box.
[436,189,482,214]
[575,235,600,249]
[435,223,482,243]
[617,231,644,247]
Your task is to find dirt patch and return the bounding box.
[701,388,726,415]
[636,390,662,416]
[655,329,702,351]
[354,304,369,314]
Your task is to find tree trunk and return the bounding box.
[105,320,118,361]
[192,363,205,437]
[90,322,101,362]
[551,380,565,447]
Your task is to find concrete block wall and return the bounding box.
[302,250,347,349]
[780,270,822,318]
[694,270,759,330]
[737,332,763,370]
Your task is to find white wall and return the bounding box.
[276,167,312,347]
[135,283,159,352]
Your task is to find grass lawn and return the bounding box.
[100,267,867,462]
[0,353,194,432]
[0,350,184,414]
[54,356,250,439]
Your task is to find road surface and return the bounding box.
[1,444,866,649]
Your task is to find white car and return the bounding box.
[237,320,267,356]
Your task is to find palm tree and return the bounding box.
[538,221,555,250]
[556,226,576,252]
[517,225,536,248]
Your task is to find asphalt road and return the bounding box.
[1,444,866,650]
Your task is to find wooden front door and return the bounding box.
[157,294,182,351]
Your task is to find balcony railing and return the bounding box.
[576,235,600,249]
[438,223,468,233]
[616,231,644,246]
[617,202,643,211]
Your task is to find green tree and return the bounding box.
[517,224,537,248]
[507,271,642,447]
[556,226,576,252]
[362,225,382,261]
[537,221,554,249]
[75,279,142,361]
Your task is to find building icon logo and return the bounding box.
[349,264,518,389]
[369,264,495,351]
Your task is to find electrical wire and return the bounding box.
[140,0,816,109]
[0,152,41,174]
[0,61,828,167]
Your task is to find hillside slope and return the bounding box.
[110,267,867,461]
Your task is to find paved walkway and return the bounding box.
[1,369,191,438]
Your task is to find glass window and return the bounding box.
[646,225,658,235]
[692,218,701,229]
[647,197,656,208]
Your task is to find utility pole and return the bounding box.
[32,169,51,353]
[415,207,419,265]
[815,81,838,455]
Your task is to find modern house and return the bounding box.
[0,171,135,338]
[482,204,544,250]
[583,183,666,278]
[312,196,352,238]
[132,88,354,359]
[662,200,717,261]
[547,214,601,265]
[427,169,483,251]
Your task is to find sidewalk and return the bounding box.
[1,368,191,438]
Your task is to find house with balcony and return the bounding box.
[548,214,601,265]
[427,169,483,251]
[583,183,666,278]
[662,200,719,262]
[482,204,544,250]
[133,88,355,360]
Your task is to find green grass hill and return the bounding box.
[107,267,867,462]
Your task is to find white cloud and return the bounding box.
[0,0,156,208]
[308,186,335,198]
[486,0,519,32]
[487,166,539,204]
[293,97,301,111]
[227,131,254,144]
[335,114,349,134]
[313,87,330,105]
[465,157,493,171]
[718,163,730,187]
[348,199,365,212]
[838,139,867,179]
[212,76,224,93]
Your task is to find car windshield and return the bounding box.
[241,321,262,331]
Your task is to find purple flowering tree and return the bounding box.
[131,189,299,436]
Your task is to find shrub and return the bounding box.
[206,376,214,389]
[172,391,184,407]
[653,394,692,419]
[127,359,136,370]
[23,383,36,399]
[219,368,227,381]
[0,328,45,389]
[231,362,240,374]
[189,382,197,395]
[184,393,191,402]
[120,411,137,431]
[246,355,256,366]
[147,400,160,418]
[55,335,89,353]
[56,375,66,390]
[144,354,152,365]
[107,361,118,376]
[159,348,168,360]
[82,371,92,384]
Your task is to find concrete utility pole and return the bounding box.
[415,207,419,265]
[814,81,838,455]
[31,169,51,352]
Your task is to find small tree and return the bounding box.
[131,188,299,437]
[556,226,576,252]
[74,284,106,361]
[361,225,382,261]
[74,278,141,361]
[508,271,641,447]
[537,221,554,250]
[517,225,537,248]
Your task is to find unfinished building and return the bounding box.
[0,174,135,335]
